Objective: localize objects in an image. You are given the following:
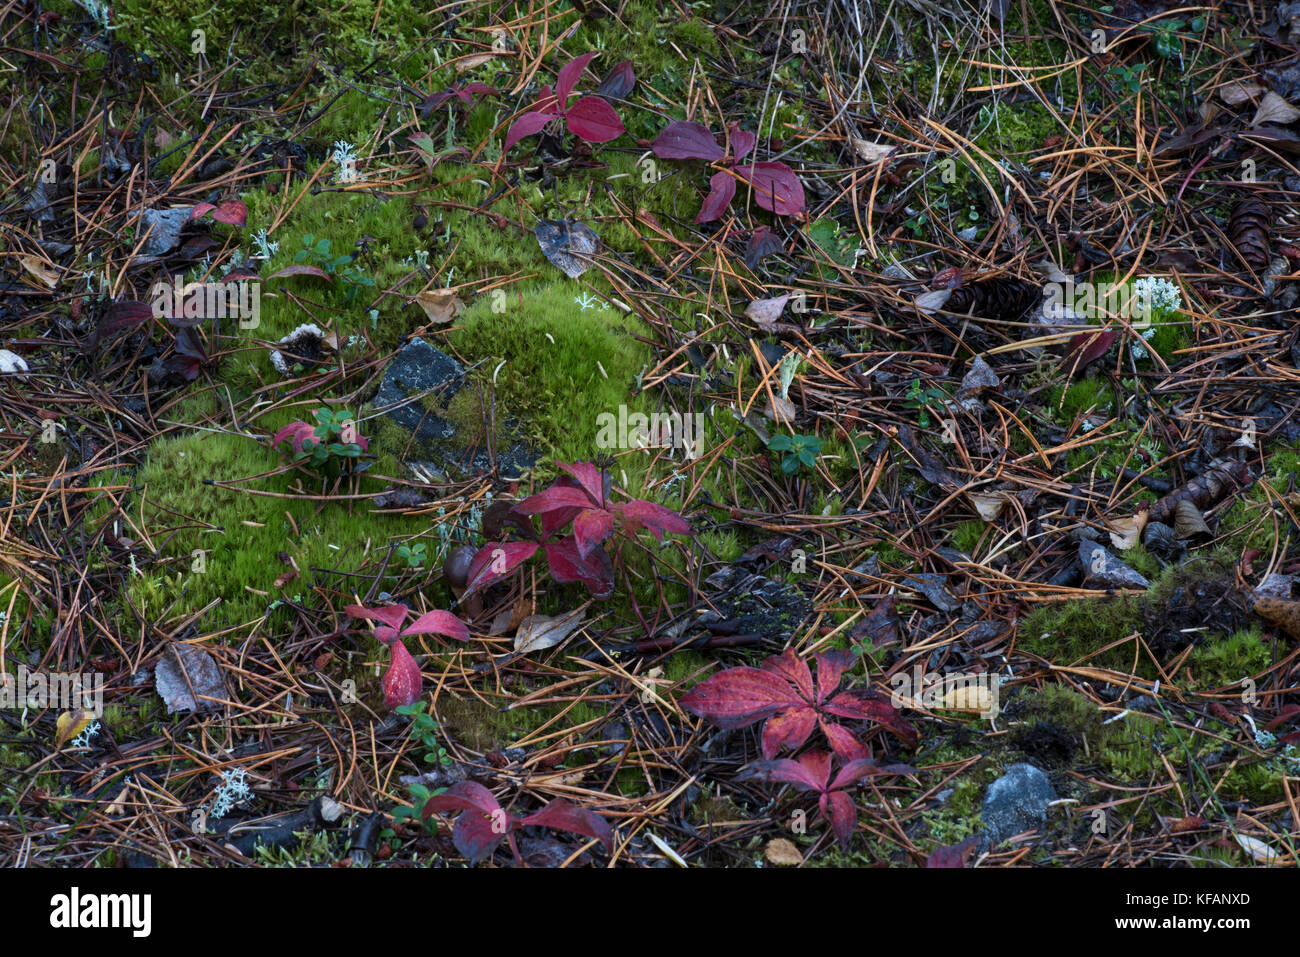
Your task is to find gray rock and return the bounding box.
[376,338,536,481]
[980,762,1057,849]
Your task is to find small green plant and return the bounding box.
[904,378,948,428]
[271,407,368,475]
[294,233,376,304]
[395,702,451,766]
[391,780,440,833]
[396,542,427,568]
[768,432,822,475]
[1107,64,1145,95]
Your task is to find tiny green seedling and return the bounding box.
[396,542,427,568]
[768,432,821,475]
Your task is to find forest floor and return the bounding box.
[2,0,1300,868]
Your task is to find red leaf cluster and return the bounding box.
[462,461,691,599]
[504,53,627,152]
[190,200,247,226]
[679,648,917,760]
[419,82,496,116]
[650,121,805,221]
[422,782,613,865]
[344,603,469,709]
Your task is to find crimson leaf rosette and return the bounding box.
[345,603,469,709]
[650,121,805,221]
[679,648,917,760]
[504,52,626,152]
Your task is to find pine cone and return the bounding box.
[1228,200,1270,274]
[943,276,1042,321]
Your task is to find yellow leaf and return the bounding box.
[765,838,804,866]
[55,709,94,748]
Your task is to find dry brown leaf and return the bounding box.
[455,52,497,73]
[1253,596,1300,638]
[850,138,896,164]
[1219,80,1263,105]
[19,254,59,289]
[764,395,796,424]
[415,288,466,324]
[764,838,804,866]
[1107,510,1147,551]
[942,684,995,713]
[514,607,586,653]
[1172,500,1212,540]
[1251,91,1300,128]
[969,490,1010,521]
[1236,834,1280,864]
[745,293,789,331]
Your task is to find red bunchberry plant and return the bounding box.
[462,461,691,599]
[679,648,916,760]
[418,81,496,116]
[504,52,626,152]
[650,120,805,221]
[422,781,613,865]
[742,750,913,848]
[345,603,469,709]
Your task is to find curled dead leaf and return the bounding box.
[1107,510,1147,551]
[745,293,789,332]
[514,607,587,653]
[19,254,59,289]
[1251,91,1300,128]
[1172,500,1212,541]
[415,288,466,324]
[1236,833,1280,864]
[969,490,1011,521]
[850,138,896,164]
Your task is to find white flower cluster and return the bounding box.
[209,768,252,818]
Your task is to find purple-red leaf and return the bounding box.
[94,300,154,345]
[504,110,558,153]
[423,783,513,864]
[543,537,615,597]
[736,162,806,217]
[344,603,409,631]
[679,666,803,730]
[556,461,608,506]
[595,60,636,101]
[927,834,979,868]
[695,170,736,223]
[565,96,625,143]
[520,800,614,853]
[382,639,422,709]
[191,200,247,226]
[1067,328,1117,365]
[423,781,502,817]
[272,421,318,456]
[402,609,470,642]
[615,499,692,541]
[555,52,598,112]
[822,789,858,848]
[651,121,726,162]
[266,263,333,282]
[463,541,540,595]
[515,485,598,516]
[824,689,919,747]
[728,126,756,162]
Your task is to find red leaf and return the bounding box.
[191,200,247,226]
[822,789,858,848]
[93,299,153,345]
[572,508,615,558]
[463,541,540,595]
[728,126,756,162]
[651,121,725,162]
[695,169,736,223]
[736,162,806,217]
[556,461,608,505]
[814,649,856,703]
[820,720,869,761]
[759,648,815,699]
[565,96,625,143]
[266,263,333,282]
[504,111,558,153]
[926,834,979,868]
[555,52,598,111]
[272,421,318,456]
[595,60,635,100]
[831,757,913,789]
[515,485,598,516]
[543,538,614,597]
[402,610,470,641]
[520,800,614,853]
[825,690,918,747]
[1068,328,1117,365]
[462,82,497,99]
[382,639,422,709]
[344,603,410,633]
[422,781,502,817]
[761,706,818,758]
[615,499,692,541]
[756,751,832,791]
[678,666,803,729]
